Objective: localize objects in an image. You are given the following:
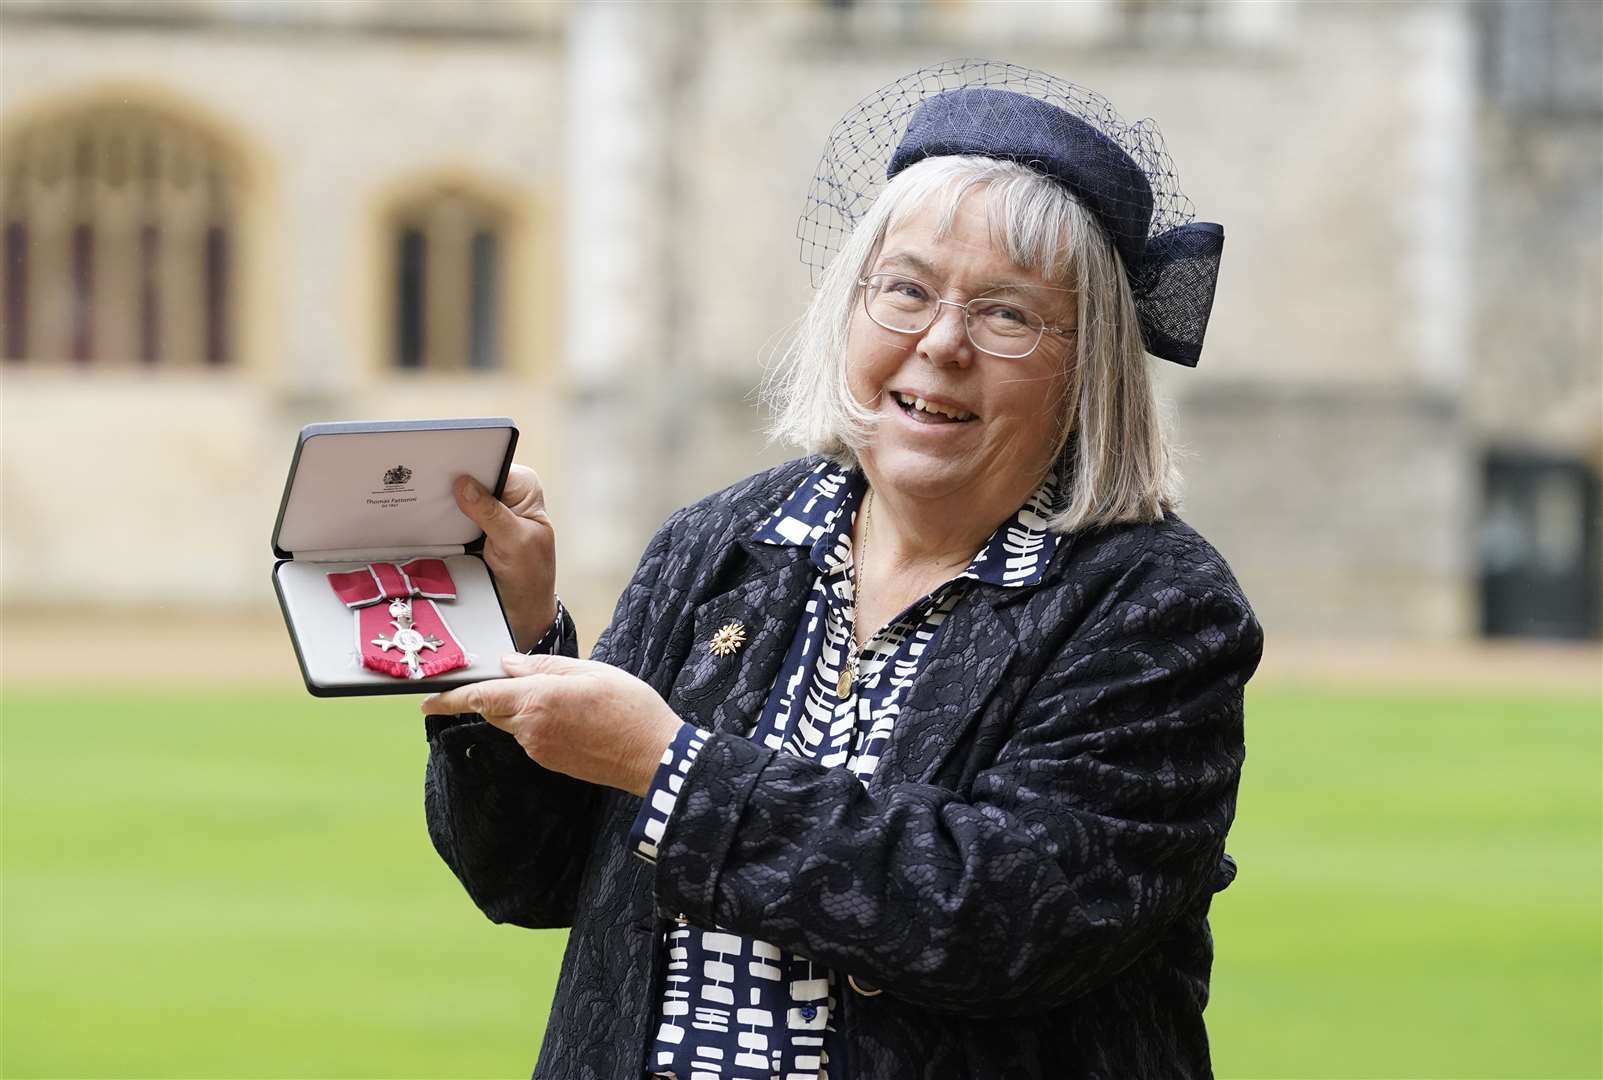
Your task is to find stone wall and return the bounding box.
[3,0,1598,642]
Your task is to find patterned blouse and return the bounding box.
[627,461,1060,1080]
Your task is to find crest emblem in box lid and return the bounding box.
[271,417,518,559]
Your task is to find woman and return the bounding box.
[421,63,1261,1080]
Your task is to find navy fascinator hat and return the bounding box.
[799,61,1224,367]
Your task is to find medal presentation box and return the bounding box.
[271,418,520,698]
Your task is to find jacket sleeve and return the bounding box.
[648,570,1262,1017]
[422,512,685,928]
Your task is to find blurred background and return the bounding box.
[2,1,1598,1077]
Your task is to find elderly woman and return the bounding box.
[421,63,1261,1080]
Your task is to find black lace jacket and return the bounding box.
[423,456,1263,1080]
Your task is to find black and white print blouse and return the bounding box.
[628,461,1061,1080]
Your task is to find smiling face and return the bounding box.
[847,186,1075,513]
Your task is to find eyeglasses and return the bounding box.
[857,273,1070,359]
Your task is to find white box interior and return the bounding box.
[276,555,514,691]
[277,426,512,557]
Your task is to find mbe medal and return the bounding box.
[371,598,447,680]
[326,559,469,681]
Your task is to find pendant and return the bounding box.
[372,598,445,680]
[837,664,854,699]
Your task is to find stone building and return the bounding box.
[2,0,1597,644]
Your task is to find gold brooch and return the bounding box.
[708,621,747,657]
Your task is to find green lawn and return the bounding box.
[3,682,1599,1079]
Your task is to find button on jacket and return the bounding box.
[423,455,1263,1080]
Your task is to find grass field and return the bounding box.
[3,682,1599,1079]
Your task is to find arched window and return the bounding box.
[388,185,506,372]
[1,101,242,367]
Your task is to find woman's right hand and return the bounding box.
[454,465,557,652]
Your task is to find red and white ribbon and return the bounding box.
[326,559,468,681]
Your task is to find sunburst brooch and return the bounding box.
[708,621,748,657]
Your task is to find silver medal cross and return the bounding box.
[372,598,444,680]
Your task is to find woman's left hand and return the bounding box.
[420,655,683,797]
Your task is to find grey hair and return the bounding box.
[762,154,1181,532]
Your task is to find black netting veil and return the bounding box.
[797,59,1224,367]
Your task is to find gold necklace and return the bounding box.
[839,488,872,699]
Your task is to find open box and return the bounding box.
[271,418,519,697]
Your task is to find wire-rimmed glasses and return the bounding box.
[857,273,1070,359]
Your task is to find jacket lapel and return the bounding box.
[666,497,1036,781]
[869,511,1075,791]
[667,541,816,738]
[867,589,1019,793]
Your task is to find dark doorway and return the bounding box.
[1480,449,1602,639]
